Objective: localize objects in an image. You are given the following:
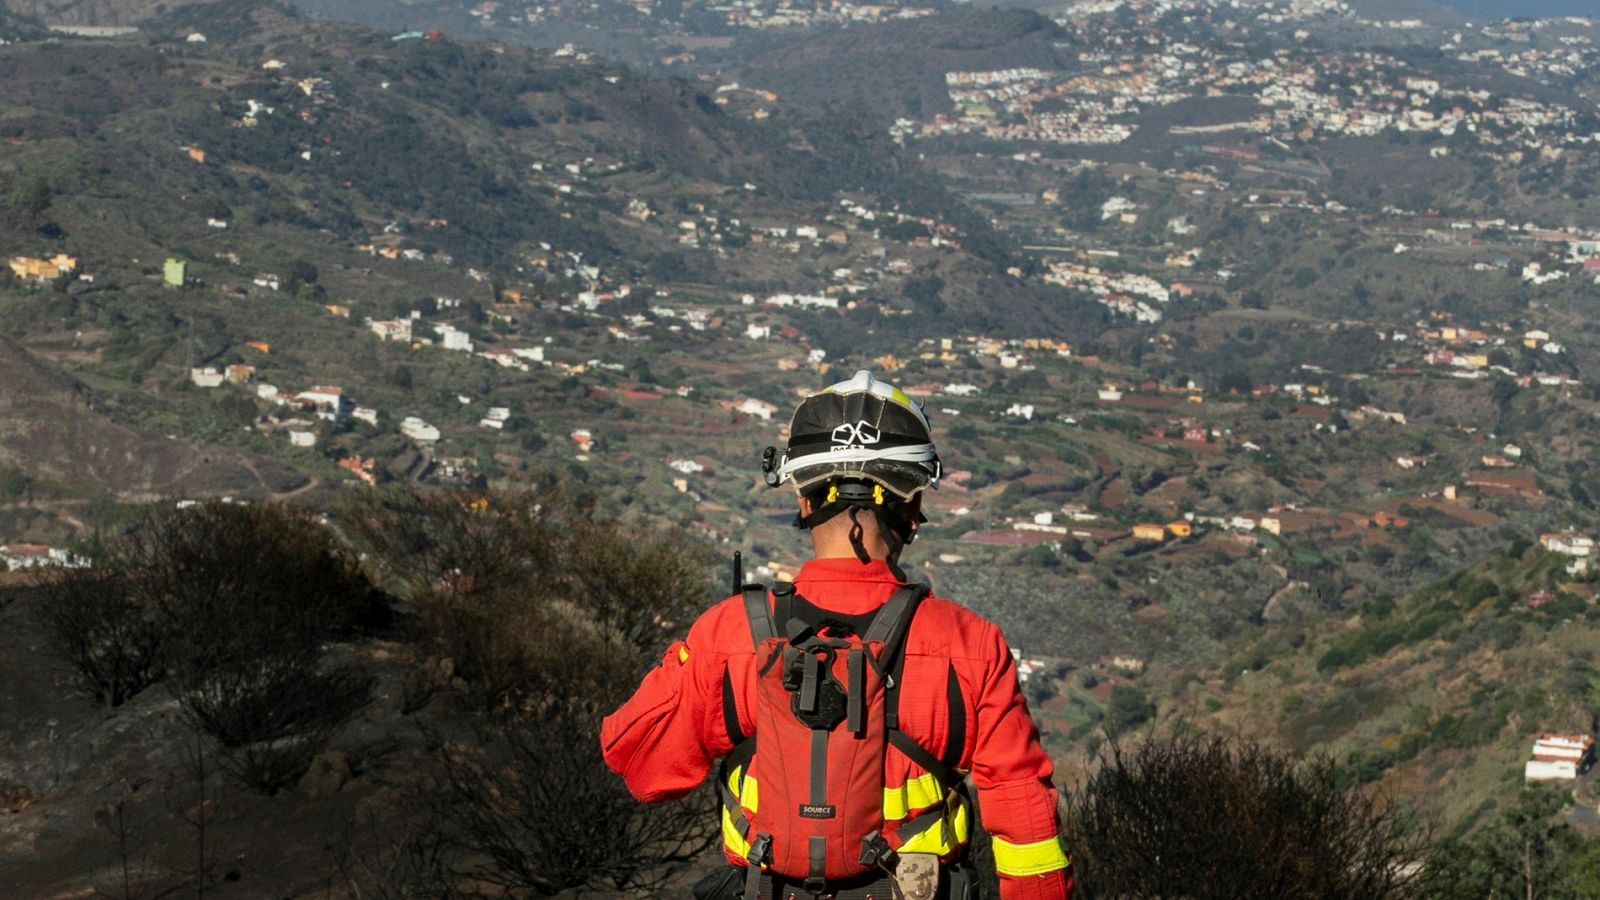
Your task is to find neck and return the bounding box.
[810,508,900,562]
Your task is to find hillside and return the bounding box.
[0,0,1100,532]
[0,0,206,27]
[0,336,306,503]
[733,9,1077,122]
[0,0,1059,305]
[1079,544,1600,835]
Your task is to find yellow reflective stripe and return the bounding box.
[741,773,759,810]
[720,766,759,859]
[725,766,759,812]
[883,772,944,821]
[898,797,970,856]
[992,835,1069,877]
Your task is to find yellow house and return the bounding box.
[1167,521,1193,539]
[1132,524,1168,542]
[8,254,77,281]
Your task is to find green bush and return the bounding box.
[1106,684,1155,735]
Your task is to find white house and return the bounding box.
[1540,532,1595,557]
[190,368,225,388]
[0,544,89,572]
[435,325,474,352]
[369,319,413,342]
[401,416,441,444]
[294,387,352,422]
[1525,734,1593,783]
[738,398,778,421]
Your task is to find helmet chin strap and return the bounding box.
[794,481,921,565]
[847,507,870,564]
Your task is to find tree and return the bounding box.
[285,259,319,290]
[902,274,946,313]
[1419,787,1596,899]
[15,174,51,223]
[1065,733,1424,899]
[1218,369,1254,395]
[1105,684,1154,735]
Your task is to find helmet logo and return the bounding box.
[831,420,880,448]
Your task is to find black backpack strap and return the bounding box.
[889,726,964,793]
[741,583,778,649]
[722,668,747,747]
[886,664,967,791]
[941,663,967,775]
[863,584,928,650]
[875,585,967,795]
[888,667,969,862]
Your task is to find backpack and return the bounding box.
[717,581,967,899]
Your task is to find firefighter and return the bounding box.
[602,370,1072,899]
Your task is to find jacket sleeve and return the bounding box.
[968,624,1073,900]
[599,607,735,803]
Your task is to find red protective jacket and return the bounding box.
[601,558,1072,900]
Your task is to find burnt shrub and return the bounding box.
[142,502,382,792]
[39,500,383,792]
[344,483,708,709]
[342,483,719,893]
[36,564,165,709]
[422,700,717,895]
[1065,732,1424,899]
